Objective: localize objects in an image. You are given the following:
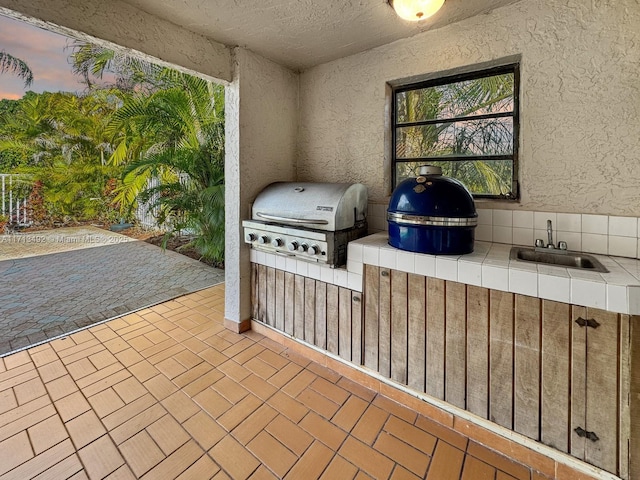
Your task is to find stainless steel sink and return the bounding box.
[509,247,609,273]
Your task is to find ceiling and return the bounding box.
[119,0,521,71]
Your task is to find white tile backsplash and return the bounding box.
[512,228,534,246]
[477,208,492,225]
[492,226,513,244]
[556,213,581,232]
[534,212,556,230]
[493,209,513,227]
[609,235,637,258]
[609,216,637,237]
[582,233,608,255]
[475,224,492,242]
[512,210,533,229]
[582,214,608,234]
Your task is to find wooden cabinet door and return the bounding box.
[571,307,621,474]
[583,308,619,473]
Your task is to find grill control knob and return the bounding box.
[245,232,256,242]
[271,238,284,247]
[287,241,299,252]
[308,245,320,255]
[298,243,309,253]
[257,235,270,245]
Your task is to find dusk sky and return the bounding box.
[0,14,96,99]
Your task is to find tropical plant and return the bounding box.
[0,50,33,86]
[103,69,226,263]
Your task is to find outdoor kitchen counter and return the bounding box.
[347,232,640,315]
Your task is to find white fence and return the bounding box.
[1,174,30,226]
[135,176,162,230]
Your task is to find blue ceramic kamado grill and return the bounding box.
[387,165,478,255]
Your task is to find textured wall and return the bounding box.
[298,0,640,216]
[0,0,232,82]
[225,48,299,324]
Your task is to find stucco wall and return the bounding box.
[225,48,298,324]
[0,0,232,82]
[298,0,640,216]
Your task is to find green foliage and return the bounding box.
[0,50,34,86]
[0,42,225,263]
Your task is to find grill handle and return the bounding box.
[256,213,329,225]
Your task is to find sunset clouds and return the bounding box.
[0,14,90,99]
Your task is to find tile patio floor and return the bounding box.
[0,227,224,355]
[0,284,572,479]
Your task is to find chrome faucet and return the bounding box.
[535,219,567,252]
[547,219,554,249]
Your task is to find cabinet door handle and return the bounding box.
[575,317,600,329]
[381,270,389,277]
[575,426,600,442]
[352,295,361,303]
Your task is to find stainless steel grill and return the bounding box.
[242,182,368,267]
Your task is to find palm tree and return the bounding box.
[0,51,33,86]
[105,70,226,263]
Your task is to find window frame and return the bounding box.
[391,63,520,200]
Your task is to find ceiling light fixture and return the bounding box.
[389,0,445,22]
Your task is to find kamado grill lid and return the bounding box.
[388,165,477,227]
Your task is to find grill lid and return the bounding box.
[252,182,367,231]
[388,165,477,226]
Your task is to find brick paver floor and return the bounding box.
[0,227,223,355]
[0,285,559,479]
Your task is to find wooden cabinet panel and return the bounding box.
[489,289,514,430]
[338,287,352,361]
[466,285,489,419]
[541,300,571,453]
[407,274,426,393]
[514,294,541,440]
[364,265,380,371]
[426,277,445,400]
[314,282,327,350]
[275,269,285,332]
[294,275,305,340]
[379,268,392,378]
[266,267,276,326]
[283,272,295,336]
[326,284,339,356]
[570,306,587,460]
[584,308,619,473]
[391,270,408,385]
[304,278,316,344]
[352,291,363,365]
[445,281,466,409]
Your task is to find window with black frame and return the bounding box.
[392,64,519,199]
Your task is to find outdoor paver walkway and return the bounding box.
[0,227,223,355]
[0,285,564,480]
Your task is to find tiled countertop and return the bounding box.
[249,232,640,314]
[348,232,640,315]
